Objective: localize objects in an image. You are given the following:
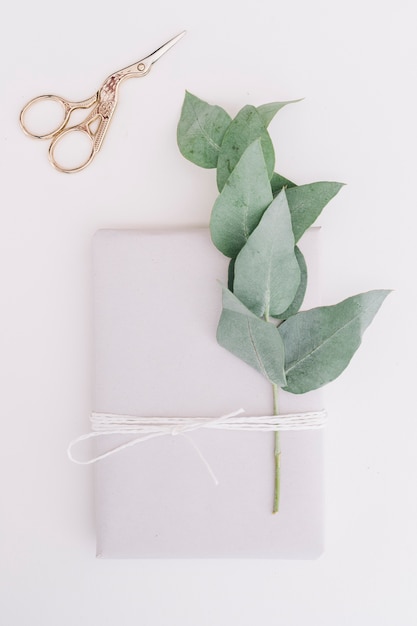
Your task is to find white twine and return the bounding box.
[67,408,327,478]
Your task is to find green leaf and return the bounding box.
[217,287,287,386]
[233,190,301,318]
[216,105,275,191]
[286,182,345,242]
[276,246,307,320]
[210,140,273,258]
[257,100,302,127]
[271,172,297,196]
[279,290,391,394]
[177,91,232,168]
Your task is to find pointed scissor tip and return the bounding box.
[162,30,187,50]
[145,31,187,65]
[173,30,187,40]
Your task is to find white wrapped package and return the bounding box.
[92,227,324,558]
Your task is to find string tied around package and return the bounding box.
[67,408,327,484]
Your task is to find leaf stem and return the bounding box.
[265,310,281,514]
[272,383,280,514]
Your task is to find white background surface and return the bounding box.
[1,0,416,624]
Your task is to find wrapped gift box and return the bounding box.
[92,227,324,558]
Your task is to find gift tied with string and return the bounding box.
[70,93,390,514]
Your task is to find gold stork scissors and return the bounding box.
[19,31,186,173]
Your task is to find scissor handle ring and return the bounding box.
[48,126,95,174]
[19,95,71,140]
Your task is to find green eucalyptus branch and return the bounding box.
[177,91,390,513]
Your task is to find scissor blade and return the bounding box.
[141,31,186,66]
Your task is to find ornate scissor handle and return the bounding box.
[19,94,98,140]
[48,126,95,173]
[48,100,116,173]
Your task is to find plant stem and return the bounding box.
[265,309,281,514]
[272,383,281,514]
